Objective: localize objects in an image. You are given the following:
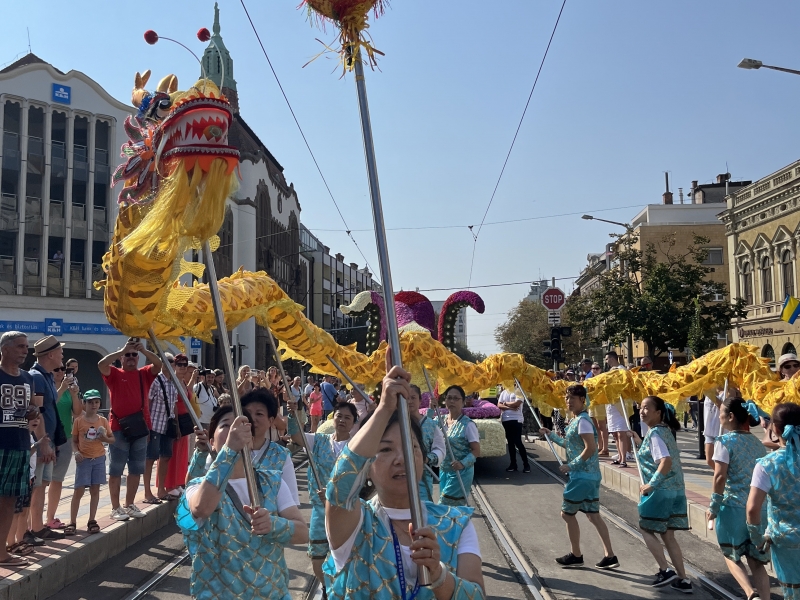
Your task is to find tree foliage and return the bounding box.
[495,300,552,368]
[569,233,747,359]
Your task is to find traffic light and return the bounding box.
[550,328,562,363]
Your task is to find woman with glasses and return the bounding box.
[439,386,480,507]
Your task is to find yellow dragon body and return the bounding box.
[97,71,796,415]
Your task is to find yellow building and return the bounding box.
[720,159,800,365]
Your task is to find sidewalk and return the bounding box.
[0,461,175,600]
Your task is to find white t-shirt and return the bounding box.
[712,441,730,464]
[184,478,295,526]
[498,390,523,423]
[427,423,446,467]
[577,419,594,435]
[329,505,481,578]
[459,421,480,444]
[302,433,349,457]
[751,463,771,492]
[194,383,217,423]
[649,434,670,462]
[304,383,314,397]
[252,439,300,506]
[704,396,721,445]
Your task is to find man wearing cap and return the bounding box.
[0,331,48,567]
[27,335,68,542]
[778,352,800,380]
[98,338,162,521]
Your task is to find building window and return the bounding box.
[762,344,775,368]
[783,342,797,355]
[742,262,753,305]
[703,248,724,265]
[782,250,794,298]
[761,256,773,303]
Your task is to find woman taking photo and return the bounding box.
[539,385,618,570]
[288,399,357,596]
[707,396,769,600]
[630,396,692,593]
[176,406,307,599]
[747,401,800,600]
[439,386,480,506]
[324,358,485,598]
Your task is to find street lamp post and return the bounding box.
[582,214,635,365]
[737,58,800,77]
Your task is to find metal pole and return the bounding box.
[422,367,470,506]
[618,396,644,485]
[147,330,202,432]
[326,354,372,404]
[513,378,564,466]
[202,240,260,509]
[718,379,729,438]
[264,328,323,489]
[352,50,428,584]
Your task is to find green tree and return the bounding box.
[569,233,747,360]
[494,300,553,369]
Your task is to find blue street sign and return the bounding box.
[52,84,71,105]
[190,338,202,350]
[45,319,63,336]
[0,319,120,335]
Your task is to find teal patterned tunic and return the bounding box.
[323,444,485,599]
[439,414,477,506]
[255,439,290,472]
[549,411,600,481]
[636,424,688,533]
[419,415,439,503]
[175,446,295,600]
[637,425,684,491]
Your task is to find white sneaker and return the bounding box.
[111,507,130,521]
[125,504,146,519]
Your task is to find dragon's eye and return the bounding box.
[155,97,172,118]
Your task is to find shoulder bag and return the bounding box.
[112,371,150,442]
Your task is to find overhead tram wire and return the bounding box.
[238,0,376,277]
[467,0,568,287]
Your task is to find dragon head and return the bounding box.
[114,70,239,256]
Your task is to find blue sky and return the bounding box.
[5,1,800,354]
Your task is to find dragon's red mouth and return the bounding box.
[159,97,239,166]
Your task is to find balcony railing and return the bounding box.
[0,254,14,279]
[24,258,39,276]
[25,197,41,216]
[27,136,44,157]
[95,148,108,165]
[72,204,85,221]
[1,193,16,212]
[2,132,19,170]
[93,206,106,223]
[49,200,63,220]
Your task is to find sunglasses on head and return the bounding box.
[124,352,139,358]
[53,366,66,372]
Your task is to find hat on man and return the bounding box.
[83,389,102,401]
[778,353,800,369]
[33,335,65,356]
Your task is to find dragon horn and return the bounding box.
[156,74,178,93]
[131,69,152,108]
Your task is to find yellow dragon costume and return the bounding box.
[96,70,797,416]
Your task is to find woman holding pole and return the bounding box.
[747,402,800,600]
[287,399,357,595]
[630,396,692,593]
[324,359,485,599]
[707,397,770,600]
[539,385,618,570]
[439,386,480,507]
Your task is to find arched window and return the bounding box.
[782,342,797,356]
[761,256,773,303]
[782,250,794,299]
[742,263,753,305]
[762,344,775,368]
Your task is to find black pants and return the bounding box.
[502,420,529,468]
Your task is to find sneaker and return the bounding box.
[595,555,619,569]
[505,465,518,472]
[125,504,145,519]
[523,465,531,473]
[111,507,130,521]
[22,530,46,546]
[652,568,679,587]
[555,552,584,568]
[670,579,693,594]
[32,526,65,540]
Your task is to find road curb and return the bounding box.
[0,501,175,600]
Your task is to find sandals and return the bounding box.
[6,542,33,557]
[142,497,162,505]
[0,554,30,567]
[161,493,178,502]
[619,462,628,468]
[611,458,621,465]
[87,520,100,535]
[64,523,77,535]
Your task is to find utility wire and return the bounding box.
[467,0,568,286]
[239,0,376,278]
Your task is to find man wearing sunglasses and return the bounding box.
[98,338,162,521]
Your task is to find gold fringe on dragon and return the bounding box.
[96,70,799,416]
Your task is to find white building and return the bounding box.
[0,53,133,395]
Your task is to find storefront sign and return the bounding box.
[738,326,774,338]
[52,83,71,105]
[0,319,120,335]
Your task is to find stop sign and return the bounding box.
[542,287,566,310]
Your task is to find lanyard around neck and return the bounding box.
[390,522,420,600]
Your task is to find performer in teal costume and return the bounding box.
[439,386,480,506]
[540,385,618,570]
[408,384,445,503]
[747,402,800,600]
[288,400,356,595]
[175,405,308,600]
[707,396,770,600]
[632,396,693,593]
[323,360,485,599]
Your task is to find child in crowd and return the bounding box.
[6,408,42,557]
[68,390,114,534]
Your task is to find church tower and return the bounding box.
[202,2,239,112]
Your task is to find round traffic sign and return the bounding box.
[542,287,566,310]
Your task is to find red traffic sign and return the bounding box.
[542,287,566,311]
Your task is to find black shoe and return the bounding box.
[33,526,65,540]
[652,568,679,587]
[523,464,531,473]
[595,555,619,569]
[506,465,517,472]
[670,579,693,594]
[22,530,46,546]
[555,552,584,568]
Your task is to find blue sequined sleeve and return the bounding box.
[326,444,372,510]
